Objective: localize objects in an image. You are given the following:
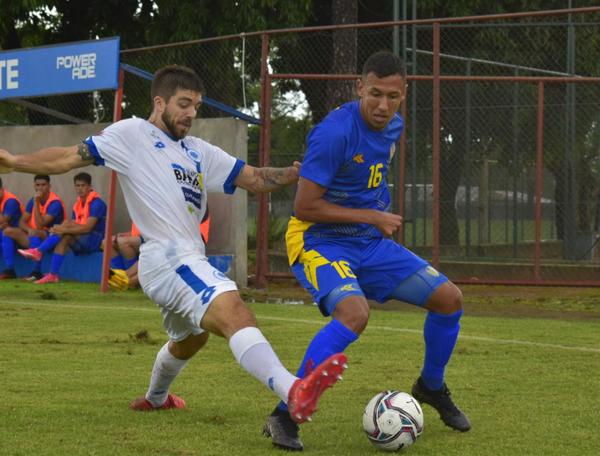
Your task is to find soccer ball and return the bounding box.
[362,390,424,452]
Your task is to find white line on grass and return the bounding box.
[260,315,600,354]
[4,299,600,354]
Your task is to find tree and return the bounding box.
[0,0,313,124]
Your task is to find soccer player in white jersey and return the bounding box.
[0,65,347,434]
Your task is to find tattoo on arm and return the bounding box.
[77,143,93,162]
[254,167,289,192]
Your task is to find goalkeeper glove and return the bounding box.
[108,268,129,291]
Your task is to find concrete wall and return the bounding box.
[0,117,248,285]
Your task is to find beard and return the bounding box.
[161,110,191,140]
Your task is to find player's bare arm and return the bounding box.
[51,217,97,235]
[294,177,402,237]
[234,161,301,193]
[18,213,31,232]
[0,143,94,175]
[31,195,45,229]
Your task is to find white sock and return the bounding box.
[229,327,297,403]
[145,342,189,406]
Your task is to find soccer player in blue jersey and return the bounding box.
[1,175,66,280]
[263,51,470,451]
[18,172,107,284]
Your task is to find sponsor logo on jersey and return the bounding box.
[182,187,202,210]
[172,163,204,211]
[171,163,204,191]
[352,154,365,164]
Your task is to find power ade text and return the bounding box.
[56,53,96,80]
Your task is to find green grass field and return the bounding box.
[1,282,599,455]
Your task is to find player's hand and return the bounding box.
[108,268,130,291]
[50,225,66,234]
[0,149,16,173]
[284,161,301,184]
[372,211,403,237]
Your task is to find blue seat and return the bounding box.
[0,252,233,283]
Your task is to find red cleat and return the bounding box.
[287,353,348,424]
[129,393,186,411]
[34,273,59,284]
[17,248,42,262]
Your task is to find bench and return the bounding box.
[0,252,233,283]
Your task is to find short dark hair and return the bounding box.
[34,175,50,183]
[74,172,92,185]
[151,65,205,103]
[362,51,406,79]
[0,177,3,188]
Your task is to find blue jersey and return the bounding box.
[298,100,403,239]
[1,198,22,227]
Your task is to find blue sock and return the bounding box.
[50,253,65,275]
[421,310,463,391]
[28,236,42,272]
[123,257,138,270]
[110,255,126,269]
[37,234,61,253]
[277,319,358,412]
[2,235,16,269]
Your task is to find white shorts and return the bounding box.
[138,243,238,342]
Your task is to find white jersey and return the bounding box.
[85,117,244,254]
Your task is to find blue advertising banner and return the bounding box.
[0,37,120,100]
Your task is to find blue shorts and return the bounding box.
[291,236,446,315]
[70,232,103,255]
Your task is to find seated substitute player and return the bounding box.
[109,210,210,291]
[0,177,24,279]
[18,172,107,284]
[1,174,65,281]
[0,64,347,433]
[106,222,143,290]
[263,51,470,451]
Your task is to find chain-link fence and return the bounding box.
[2,7,600,286]
[258,7,600,286]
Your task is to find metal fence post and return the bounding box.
[432,22,441,268]
[534,81,545,281]
[255,33,271,288]
[100,68,124,293]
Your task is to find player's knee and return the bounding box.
[201,291,257,338]
[2,227,17,237]
[333,298,370,334]
[426,282,463,314]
